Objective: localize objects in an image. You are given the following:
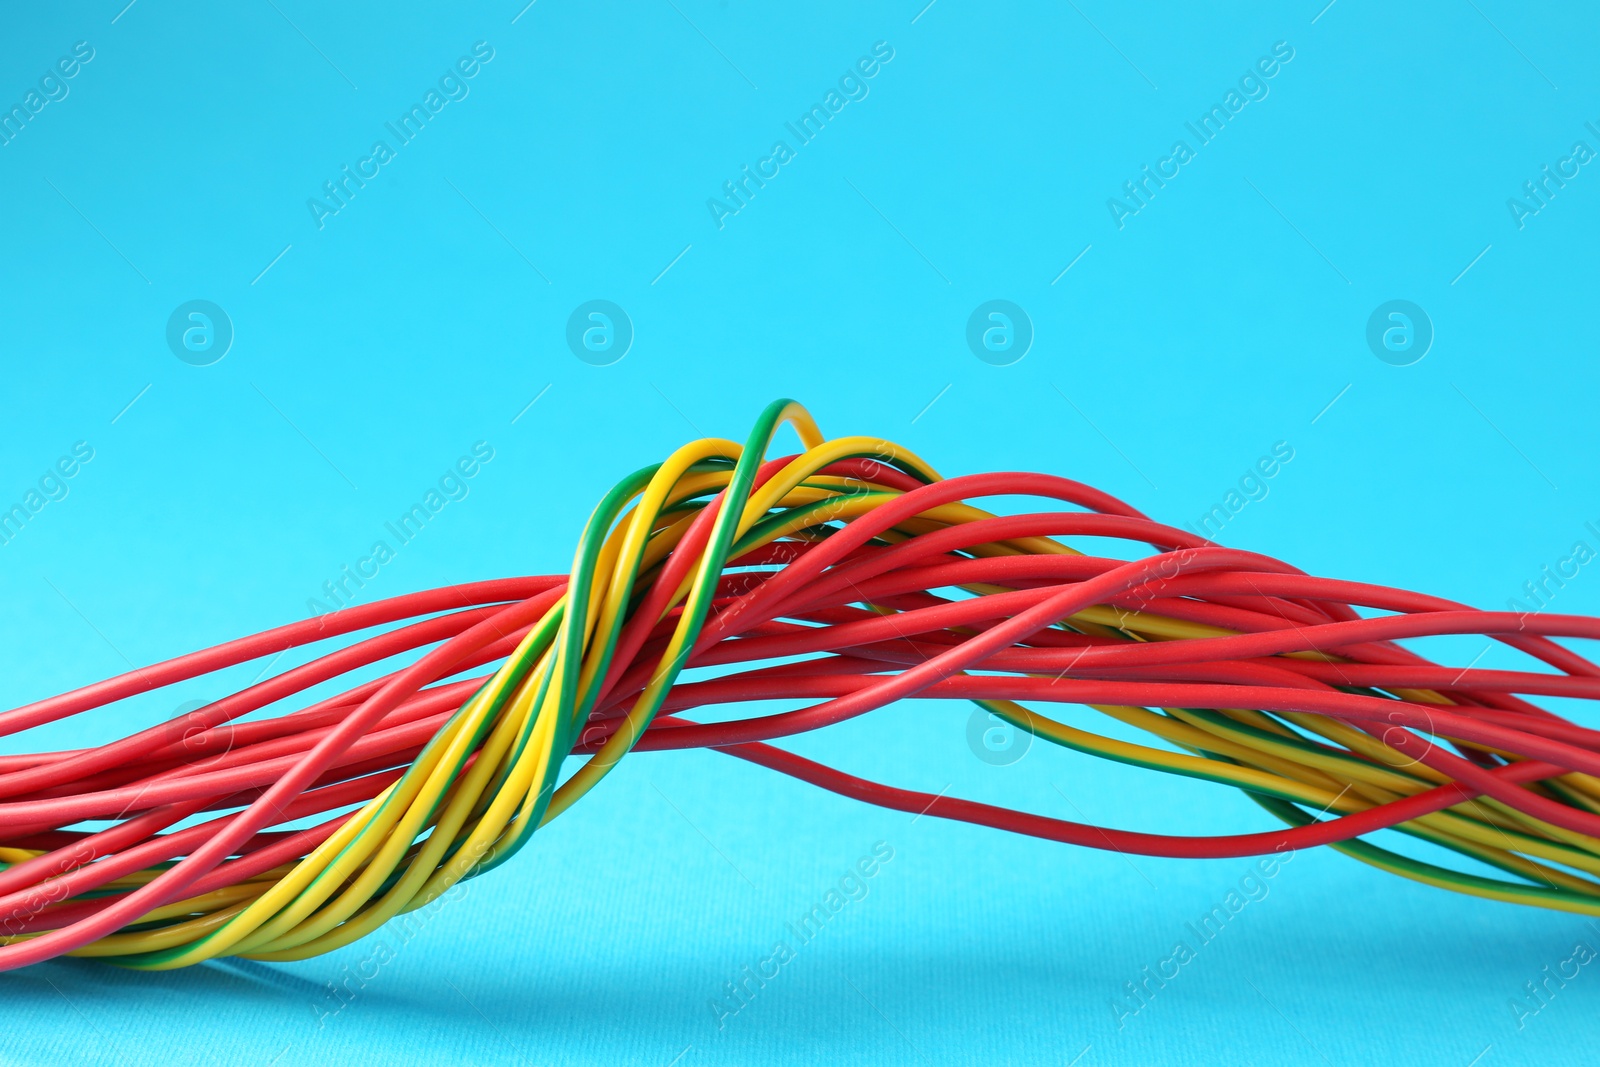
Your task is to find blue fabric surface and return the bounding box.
[2,0,1598,1063]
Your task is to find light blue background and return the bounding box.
[2,1,1599,1063]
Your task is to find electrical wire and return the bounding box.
[3,398,1600,970]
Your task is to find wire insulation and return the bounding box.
[3,398,1600,970]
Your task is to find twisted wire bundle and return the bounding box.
[6,398,1600,971]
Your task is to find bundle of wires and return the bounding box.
[5,398,1600,972]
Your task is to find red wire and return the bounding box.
[3,467,1600,968]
